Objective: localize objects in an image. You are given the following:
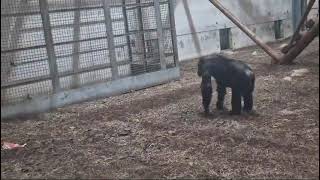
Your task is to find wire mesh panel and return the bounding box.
[1,0,178,114]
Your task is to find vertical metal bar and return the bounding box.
[168,0,179,67]
[39,0,60,92]
[302,0,308,14]
[1,0,12,104]
[102,0,119,79]
[137,0,147,70]
[293,0,303,30]
[154,0,167,69]
[72,0,81,88]
[1,0,27,103]
[301,0,308,30]
[122,0,133,63]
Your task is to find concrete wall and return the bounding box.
[174,0,294,61]
[308,0,319,19]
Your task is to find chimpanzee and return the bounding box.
[198,54,255,115]
[200,74,213,115]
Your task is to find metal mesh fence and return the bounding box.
[1,0,178,106]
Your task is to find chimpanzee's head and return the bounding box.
[197,59,203,76]
[197,58,209,77]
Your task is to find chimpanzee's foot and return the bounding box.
[217,106,228,111]
[229,111,241,115]
[243,109,258,116]
[216,103,227,111]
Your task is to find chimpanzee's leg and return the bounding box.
[201,76,213,114]
[202,90,212,114]
[243,93,253,112]
[216,84,226,110]
[243,75,255,112]
[231,88,241,115]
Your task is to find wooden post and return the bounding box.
[182,0,202,56]
[72,0,81,88]
[154,0,167,69]
[282,0,315,53]
[280,18,319,64]
[208,0,282,64]
[39,0,61,92]
[102,0,119,79]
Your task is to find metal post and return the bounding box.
[1,0,27,102]
[102,0,119,79]
[72,0,81,88]
[39,0,61,92]
[122,0,133,63]
[154,0,167,69]
[137,0,147,70]
[293,0,303,30]
[168,0,180,67]
[208,0,282,64]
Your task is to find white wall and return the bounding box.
[174,0,294,61]
[308,0,319,19]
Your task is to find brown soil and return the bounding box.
[1,38,319,179]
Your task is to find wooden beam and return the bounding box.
[208,0,282,64]
[282,0,315,54]
[280,18,319,64]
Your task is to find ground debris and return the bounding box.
[1,38,319,179]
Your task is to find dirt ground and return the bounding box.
[1,38,319,179]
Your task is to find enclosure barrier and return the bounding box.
[282,0,316,54]
[209,0,319,64]
[1,0,180,119]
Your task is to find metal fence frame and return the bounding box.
[1,0,180,119]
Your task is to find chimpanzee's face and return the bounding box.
[197,60,203,76]
[198,59,210,77]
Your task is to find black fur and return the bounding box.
[198,54,255,115]
[200,74,212,115]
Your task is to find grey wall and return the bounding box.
[308,0,319,19]
[174,0,294,61]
